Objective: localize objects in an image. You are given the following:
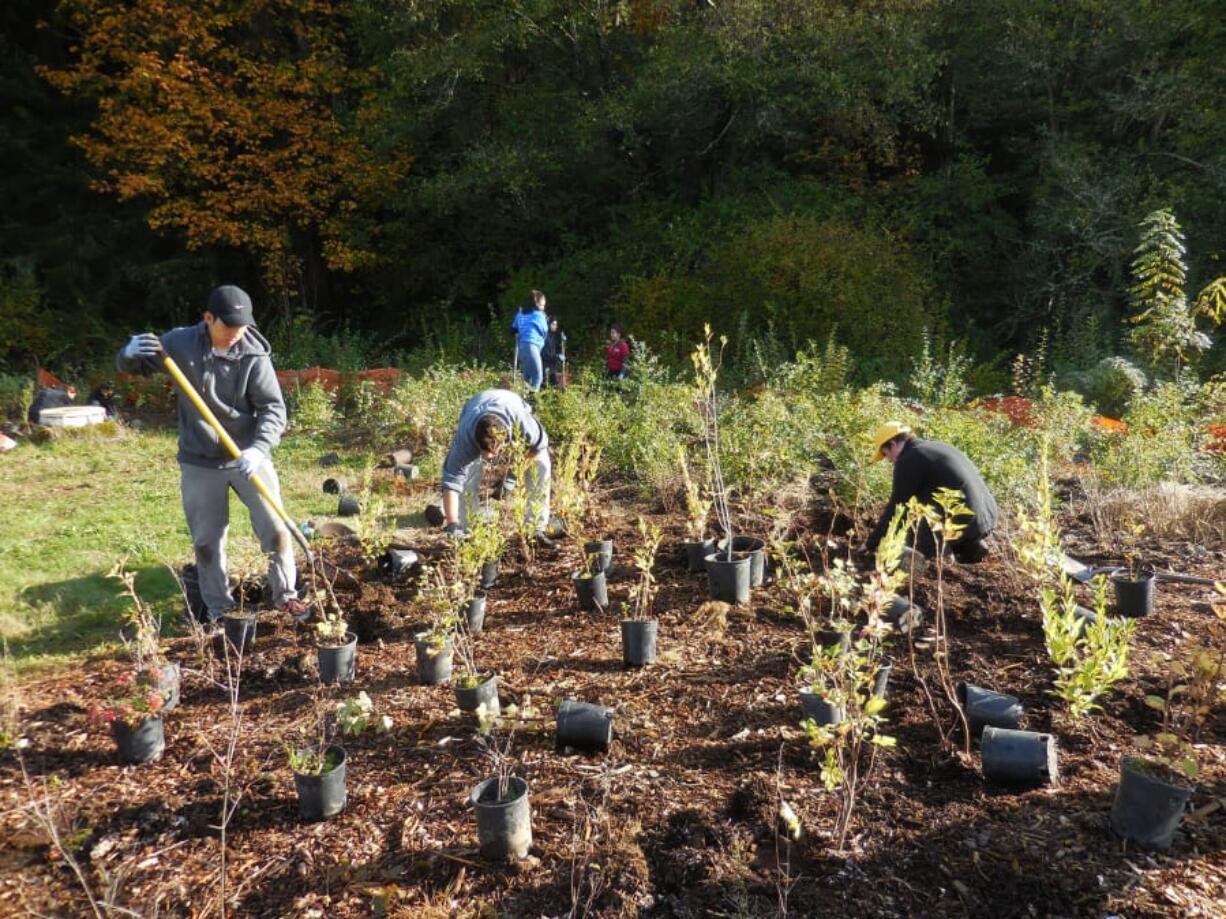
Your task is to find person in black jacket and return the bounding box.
[541,316,567,388]
[865,422,998,563]
[28,385,77,423]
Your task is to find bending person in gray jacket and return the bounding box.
[116,285,306,622]
[440,389,551,540]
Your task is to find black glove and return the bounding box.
[444,523,470,543]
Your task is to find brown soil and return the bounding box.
[2,490,1224,918]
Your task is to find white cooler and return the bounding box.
[38,405,108,428]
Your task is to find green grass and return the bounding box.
[0,424,376,672]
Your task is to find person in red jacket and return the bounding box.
[605,324,630,379]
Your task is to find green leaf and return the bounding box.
[1143,695,1166,710]
[870,734,896,747]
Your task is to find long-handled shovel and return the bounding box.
[161,354,314,566]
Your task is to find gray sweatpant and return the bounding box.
[180,462,297,619]
[456,450,551,530]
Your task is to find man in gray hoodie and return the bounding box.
[440,388,551,540]
[117,285,305,622]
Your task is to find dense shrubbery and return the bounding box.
[299,346,1226,522]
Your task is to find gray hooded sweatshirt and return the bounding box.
[117,322,286,468]
[441,389,547,493]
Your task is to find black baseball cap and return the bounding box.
[206,285,255,327]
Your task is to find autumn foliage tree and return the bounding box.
[42,0,409,310]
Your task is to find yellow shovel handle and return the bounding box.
[162,354,313,562]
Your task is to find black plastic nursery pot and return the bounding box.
[222,613,257,654]
[337,495,361,517]
[1111,569,1156,618]
[454,670,499,713]
[293,745,347,821]
[322,477,347,495]
[620,619,658,667]
[814,623,853,655]
[957,682,1024,739]
[683,538,716,573]
[317,632,358,684]
[556,700,614,755]
[157,662,181,713]
[872,657,894,700]
[884,595,924,633]
[572,569,608,612]
[479,560,499,589]
[318,452,340,467]
[466,591,487,634]
[583,539,614,575]
[384,548,419,578]
[981,726,1058,787]
[471,776,532,861]
[112,716,165,764]
[415,637,454,685]
[704,551,751,605]
[1109,756,1193,850]
[798,690,844,726]
[717,536,766,586]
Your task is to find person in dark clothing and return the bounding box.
[541,317,567,388]
[87,381,118,419]
[865,422,998,564]
[28,385,77,424]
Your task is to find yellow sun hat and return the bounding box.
[871,421,912,462]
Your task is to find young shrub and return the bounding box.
[677,445,712,542]
[627,517,663,622]
[352,460,391,566]
[691,325,737,559]
[1092,381,1202,488]
[1017,441,1136,718]
[286,380,337,435]
[908,329,972,408]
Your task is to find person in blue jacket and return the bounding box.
[440,389,551,543]
[510,290,549,391]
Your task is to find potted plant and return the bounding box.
[796,645,848,727]
[621,517,662,667]
[287,742,347,821]
[315,613,357,684]
[556,435,611,573]
[691,326,750,603]
[677,445,714,572]
[88,667,169,764]
[458,505,507,591]
[414,564,457,685]
[571,542,609,613]
[1109,632,1221,849]
[470,700,538,861]
[111,561,180,711]
[1110,523,1155,617]
[799,628,896,851]
[549,435,609,609]
[451,597,499,715]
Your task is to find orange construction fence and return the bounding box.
[276,367,402,396]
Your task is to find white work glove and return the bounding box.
[122,333,162,360]
[237,448,266,479]
[557,354,566,364]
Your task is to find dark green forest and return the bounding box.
[3,0,1225,384]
